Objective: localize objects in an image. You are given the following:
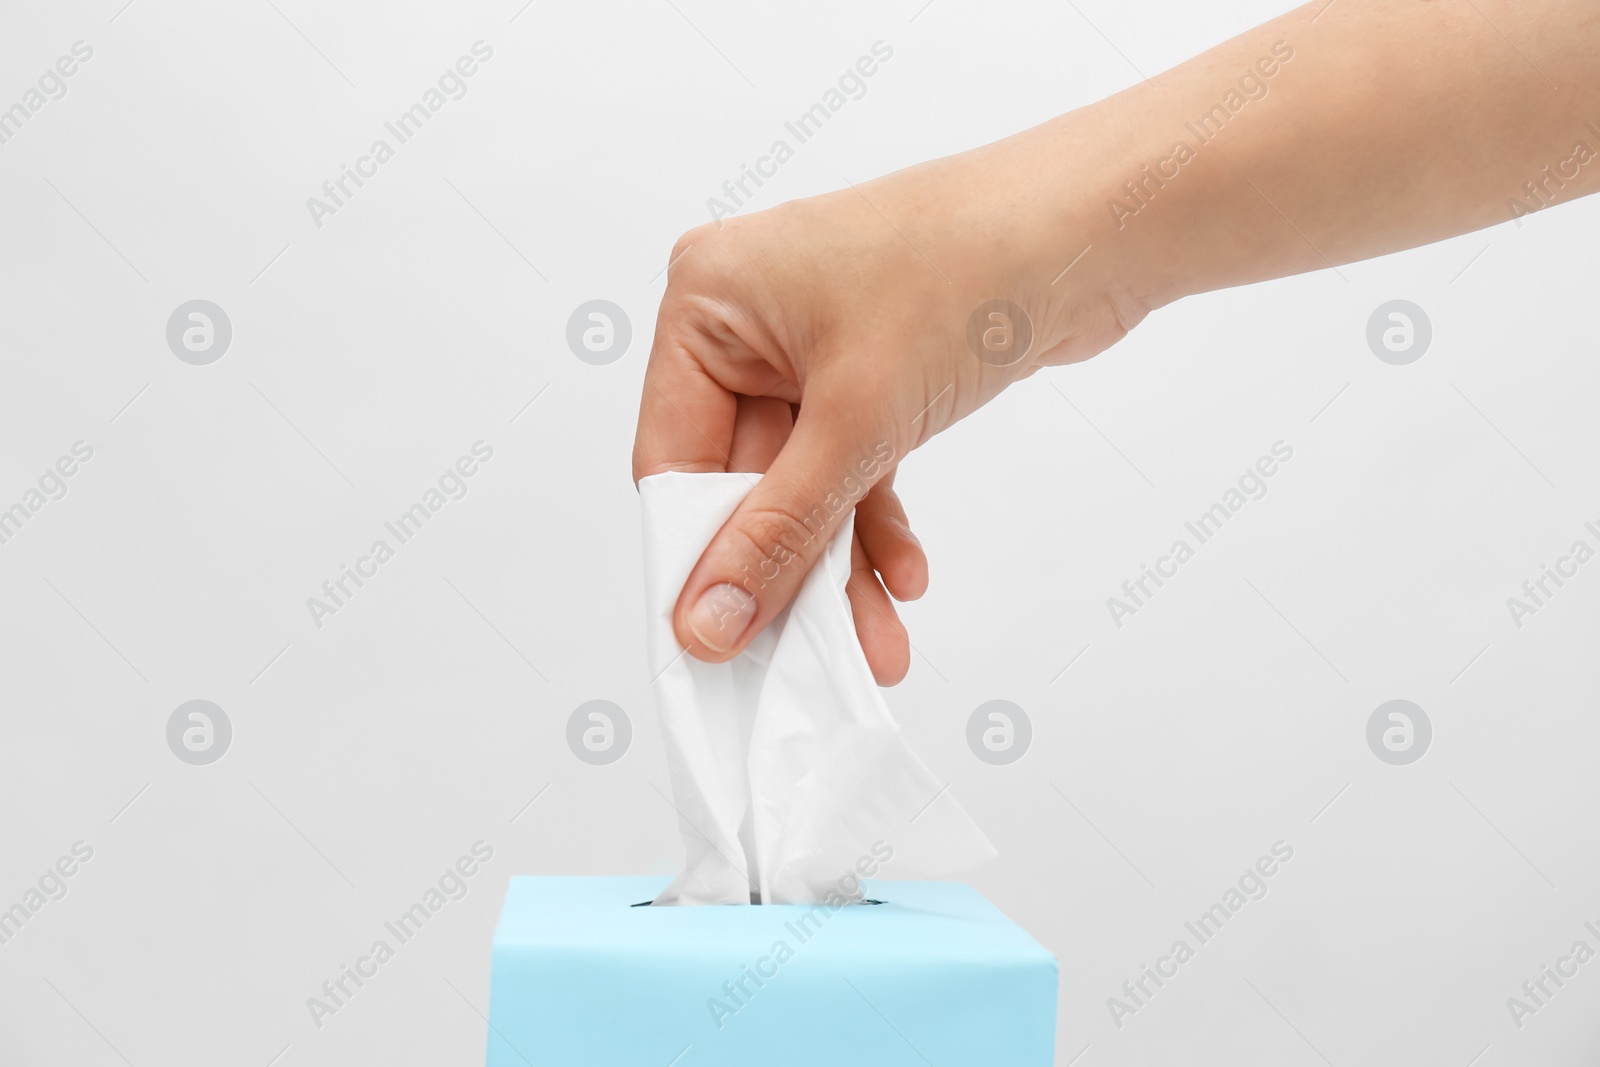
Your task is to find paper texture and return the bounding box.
[641,472,995,905]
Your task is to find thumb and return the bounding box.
[673,408,899,661]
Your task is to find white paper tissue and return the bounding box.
[640,471,995,905]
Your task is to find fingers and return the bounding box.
[847,530,911,686]
[853,474,928,602]
[632,332,737,482]
[673,402,896,662]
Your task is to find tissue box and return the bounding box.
[486,876,1057,1066]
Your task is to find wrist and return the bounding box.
[1015,103,1203,319]
[989,20,1319,340]
[957,109,1179,362]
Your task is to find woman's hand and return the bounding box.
[631,145,1147,682]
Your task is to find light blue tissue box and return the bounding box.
[487,876,1057,1066]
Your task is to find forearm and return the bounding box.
[1004,0,1600,317]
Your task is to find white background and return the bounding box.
[1,0,1597,1064]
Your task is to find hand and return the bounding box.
[632,146,1147,683]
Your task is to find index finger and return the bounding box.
[631,322,737,483]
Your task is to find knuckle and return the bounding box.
[668,224,716,269]
[727,500,834,581]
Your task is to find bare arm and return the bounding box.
[634,0,1600,678]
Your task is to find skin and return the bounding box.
[633,0,1600,684]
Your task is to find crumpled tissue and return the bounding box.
[640,471,995,905]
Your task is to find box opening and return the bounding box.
[630,898,887,907]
